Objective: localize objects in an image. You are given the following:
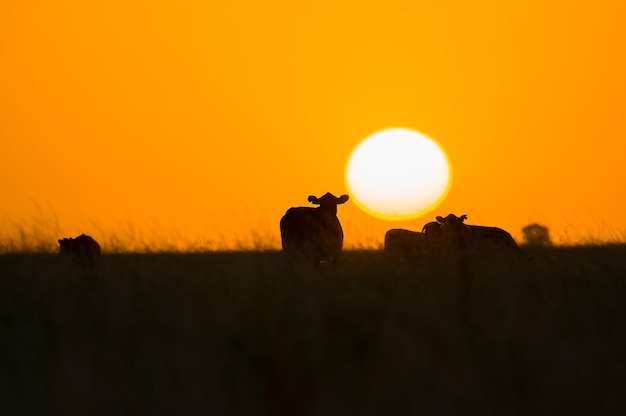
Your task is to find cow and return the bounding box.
[384,228,427,258]
[434,214,518,250]
[384,214,519,259]
[58,234,101,266]
[280,193,349,265]
[384,220,446,258]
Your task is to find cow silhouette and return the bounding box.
[58,234,101,266]
[384,220,444,257]
[384,228,427,258]
[434,214,518,250]
[384,214,518,258]
[280,193,349,264]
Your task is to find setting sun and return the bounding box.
[345,128,451,221]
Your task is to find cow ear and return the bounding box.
[337,194,349,204]
[460,214,468,222]
[435,216,444,222]
[308,195,319,205]
[58,239,63,244]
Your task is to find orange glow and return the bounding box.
[2,1,626,251]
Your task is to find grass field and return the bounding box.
[2,246,626,415]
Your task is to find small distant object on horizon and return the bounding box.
[280,193,349,265]
[522,223,552,246]
[58,234,101,266]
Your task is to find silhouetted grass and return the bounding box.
[1,246,626,415]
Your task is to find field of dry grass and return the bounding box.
[1,246,626,415]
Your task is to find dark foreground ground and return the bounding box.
[1,246,626,415]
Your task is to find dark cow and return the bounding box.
[58,234,101,266]
[280,193,349,264]
[384,213,518,258]
[434,214,518,250]
[384,220,446,257]
[384,229,427,258]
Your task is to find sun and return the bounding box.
[345,128,452,221]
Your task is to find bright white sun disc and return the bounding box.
[345,128,451,220]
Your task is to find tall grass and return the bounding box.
[2,209,625,254]
[0,221,280,254]
[1,246,625,415]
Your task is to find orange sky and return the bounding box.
[2,0,626,251]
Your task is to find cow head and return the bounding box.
[435,214,469,234]
[435,214,468,225]
[58,237,73,255]
[308,193,349,215]
[432,214,471,247]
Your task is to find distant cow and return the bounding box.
[384,214,518,258]
[384,229,427,258]
[384,220,444,257]
[280,193,349,264]
[434,214,518,250]
[58,234,101,266]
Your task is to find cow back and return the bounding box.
[280,207,344,263]
[384,229,427,258]
[58,234,101,266]
[467,225,518,248]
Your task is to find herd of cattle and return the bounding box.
[57,192,522,266]
[279,192,521,264]
[384,213,519,259]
